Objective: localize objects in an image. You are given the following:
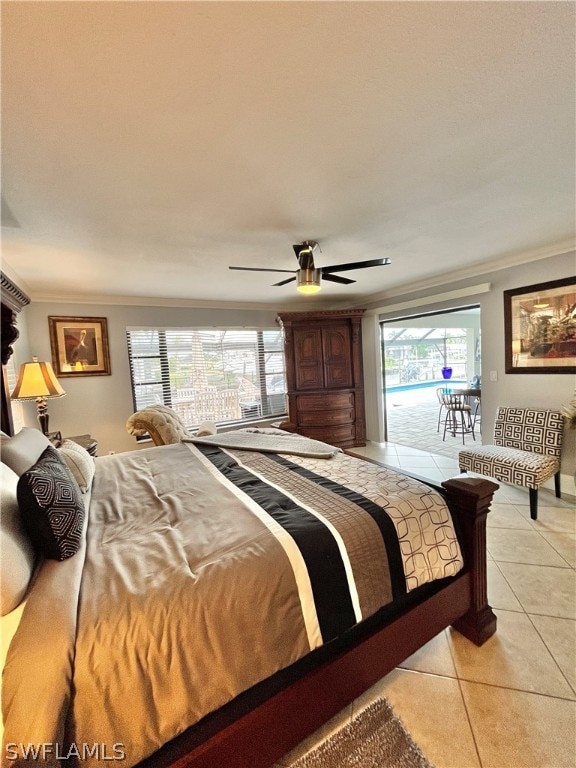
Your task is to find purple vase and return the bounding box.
[441,367,453,380]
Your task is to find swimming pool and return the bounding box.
[386,379,466,393]
[385,379,468,407]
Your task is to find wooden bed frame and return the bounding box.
[139,470,498,768]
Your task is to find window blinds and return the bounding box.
[126,327,287,429]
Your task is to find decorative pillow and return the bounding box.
[0,427,52,476]
[126,405,190,445]
[1,463,36,615]
[58,439,95,493]
[17,446,85,561]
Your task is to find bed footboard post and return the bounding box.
[442,475,499,646]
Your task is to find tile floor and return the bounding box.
[276,441,576,768]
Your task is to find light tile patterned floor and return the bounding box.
[276,441,576,768]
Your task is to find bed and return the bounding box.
[1,426,498,768]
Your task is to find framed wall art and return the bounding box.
[49,316,111,377]
[504,276,576,374]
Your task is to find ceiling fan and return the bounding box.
[229,241,391,295]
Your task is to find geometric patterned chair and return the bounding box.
[458,407,564,520]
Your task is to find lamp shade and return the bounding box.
[11,357,66,401]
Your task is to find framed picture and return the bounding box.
[49,316,111,377]
[504,276,576,374]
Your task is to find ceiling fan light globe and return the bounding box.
[296,268,321,295]
[297,283,322,295]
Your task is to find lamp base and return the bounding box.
[37,412,50,435]
[36,397,50,435]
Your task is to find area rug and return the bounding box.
[286,698,434,768]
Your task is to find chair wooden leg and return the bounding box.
[529,488,538,520]
[554,471,561,499]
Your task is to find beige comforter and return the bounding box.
[2,441,463,767]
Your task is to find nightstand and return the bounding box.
[66,434,98,456]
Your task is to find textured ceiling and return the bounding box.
[1,1,575,307]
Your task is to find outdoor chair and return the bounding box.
[440,392,475,444]
[458,407,564,520]
[436,387,446,432]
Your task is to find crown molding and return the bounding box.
[0,271,31,313]
[358,239,576,307]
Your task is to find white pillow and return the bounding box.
[0,428,52,476]
[58,439,95,493]
[0,463,36,615]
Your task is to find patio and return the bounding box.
[384,386,480,460]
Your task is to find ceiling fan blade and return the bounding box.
[321,257,391,274]
[322,273,356,285]
[273,276,297,287]
[229,266,296,274]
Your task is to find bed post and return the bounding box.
[442,474,498,645]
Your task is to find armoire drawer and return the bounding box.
[298,408,354,427]
[296,392,354,411]
[299,424,356,446]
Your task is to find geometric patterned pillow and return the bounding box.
[17,446,85,561]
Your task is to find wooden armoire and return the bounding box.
[276,309,366,448]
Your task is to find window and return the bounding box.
[126,327,287,430]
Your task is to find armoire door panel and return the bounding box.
[294,328,324,390]
[323,363,353,389]
[322,327,352,388]
[296,366,324,390]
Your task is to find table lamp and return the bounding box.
[11,356,66,435]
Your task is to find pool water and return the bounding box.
[387,380,466,393]
[385,379,467,407]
